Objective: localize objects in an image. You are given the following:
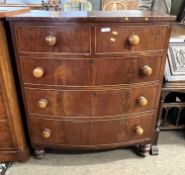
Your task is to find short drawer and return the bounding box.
[29,114,153,146]
[0,123,13,148]
[20,56,162,86]
[95,25,167,54]
[25,84,158,117]
[20,57,92,86]
[93,56,162,85]
[15,26,91,55]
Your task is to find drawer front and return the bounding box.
[0,92,6,119]
[25,85,158,117]
[29,115,153,146]
[26,88,92,117]
[20,57,92,86]
[15,26,91,54]
[0,123,13,148]
[95,26,167,54]
[93,56,162,85]
[93,85,158,116]
[20,56,161,86]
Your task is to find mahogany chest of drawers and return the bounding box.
[0,7,30,162]
[8,10,175,158]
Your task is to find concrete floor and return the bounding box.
[10,131,185,175]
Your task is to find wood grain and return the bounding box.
[19,56,162,86]
[9,11,175,155]
[95,25,168,54]
[0,7,30,18]
[29,114,153,148]
[7,10,176,22]
[24,84,158,117]
[0,19,29,161]
[15,26,91,54]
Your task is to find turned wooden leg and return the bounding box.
[34,149,45,159]
[150,145,159,155]
[138,144,151,157]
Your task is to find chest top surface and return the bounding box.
[7,10,176,23]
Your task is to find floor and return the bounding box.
[10,131,185,175]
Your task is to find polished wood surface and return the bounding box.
[0,93,6,119]
[15,26,91,54]
[25,85,158,117]
[29,114,153,148]
[7,10,176,22]
[0,8,30,162]
[8,11,174,157]
[95,25,167,53]
[0,123,13,148]
[0,7,30,18]
[19,56,162,86]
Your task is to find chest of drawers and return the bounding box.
[8,10,175,158]
[0,7,30,162]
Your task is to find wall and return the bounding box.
[171,0,185,20]
[89,0,101,10]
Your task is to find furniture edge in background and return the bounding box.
[0,7,31,162]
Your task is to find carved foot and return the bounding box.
[34,149,45,159]
[150,145,159,156]
[138,144,151,157]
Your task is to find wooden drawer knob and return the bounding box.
[42,128,51,139]
[38,99,48,109]
[128,34,140,45]
[137,96,148,107]
[33,67,44,78]
[141,65,153,76]
[135,125,144,135]
[45,35,56,46]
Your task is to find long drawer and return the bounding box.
[20,56,162,86]
[14,26,91,55]
[25,84,158,117]
[29,114,153,147]
[95,25,168,54]
[0,123,13,149]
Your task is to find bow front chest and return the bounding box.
[8,10,175,157]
